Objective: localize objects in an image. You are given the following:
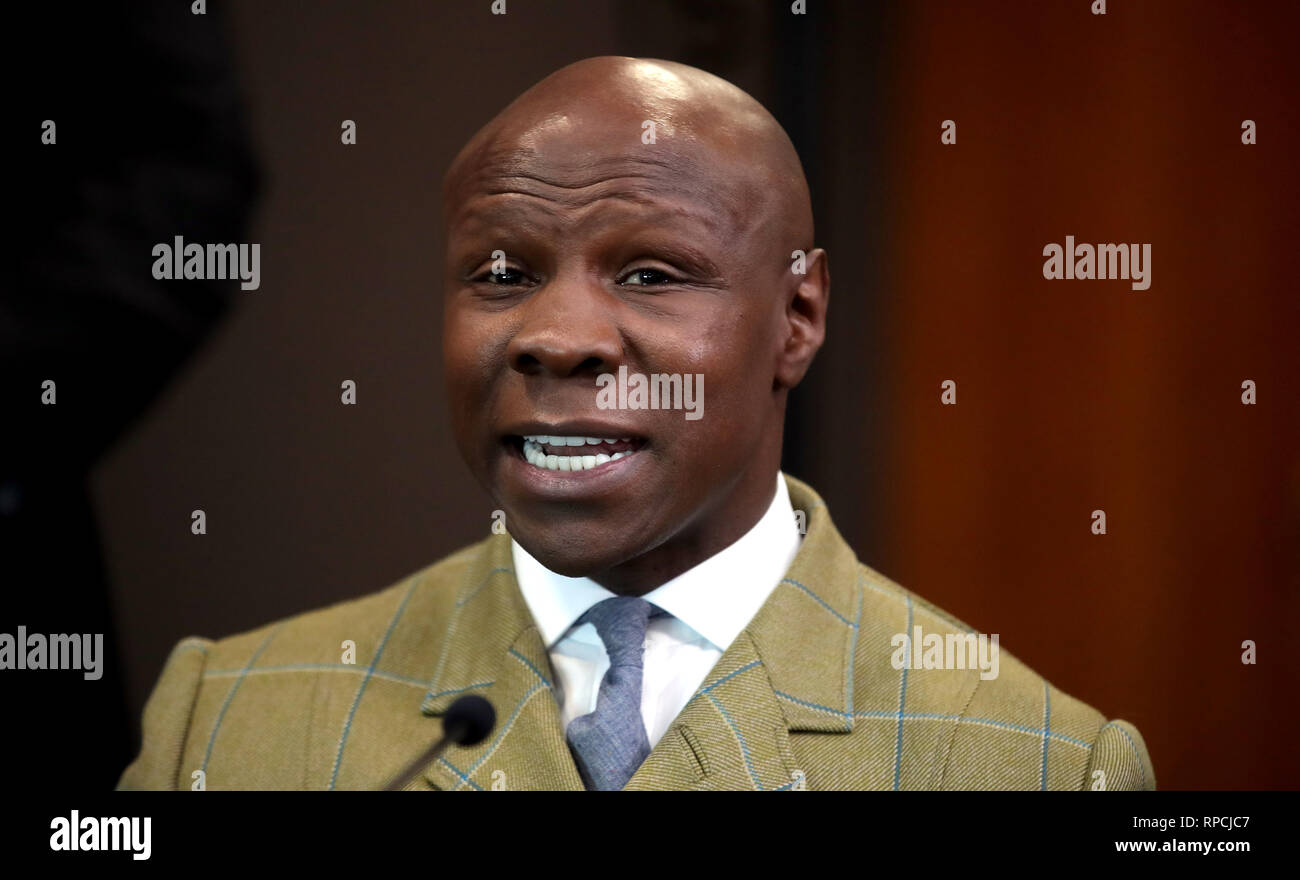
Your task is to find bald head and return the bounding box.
[443,56,813,252]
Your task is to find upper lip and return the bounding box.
[500,419,648,440]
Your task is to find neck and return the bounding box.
[588,463,782,597]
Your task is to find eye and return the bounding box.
[474,268,528,286]
[619,267,675,286]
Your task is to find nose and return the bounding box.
[506,272,622,378]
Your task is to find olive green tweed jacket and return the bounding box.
[118,474,1155,791]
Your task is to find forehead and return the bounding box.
[444,116,764,244]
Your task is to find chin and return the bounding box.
[510,525,639,579]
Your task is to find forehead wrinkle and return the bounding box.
[450,159,667,227]
[472,144,694,189]
[454,144,740,229]
[452,185,736,247]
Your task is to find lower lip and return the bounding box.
[501,439,647,498]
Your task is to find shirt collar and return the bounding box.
[511,471,801,652]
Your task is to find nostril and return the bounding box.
[509,352,611,378]
[511,353,542,374]
[507,326,622,378]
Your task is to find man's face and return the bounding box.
[442,110,793,582]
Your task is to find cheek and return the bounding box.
[443,308,505,403]
[654,348,766,465]
[679,304,773,390]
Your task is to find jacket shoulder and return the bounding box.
[118,539,489,790]
[199,538,484,671]
[117,637,212,790]
[852,562,1155,790]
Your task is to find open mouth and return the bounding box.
[509,434,646,473]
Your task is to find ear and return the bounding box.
[774,247,829,390]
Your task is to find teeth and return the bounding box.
[521,434,628,446]
[522,440,632,472]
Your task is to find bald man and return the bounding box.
[120,57,1155,791]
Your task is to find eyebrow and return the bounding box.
[450,199,727,281]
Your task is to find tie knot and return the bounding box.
[578,596,659,667]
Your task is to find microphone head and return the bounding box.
[443,694,495,746]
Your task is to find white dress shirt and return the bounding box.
[510,471,802,749]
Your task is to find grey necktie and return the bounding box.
[565,596,663,791]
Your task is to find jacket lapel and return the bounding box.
[622,628,808,790]
[625,474,864,789]
[420,533,584,791]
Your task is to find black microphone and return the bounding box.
[383,694,496,790]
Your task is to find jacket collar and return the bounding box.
[420,473,861,790]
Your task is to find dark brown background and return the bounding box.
[79,1,1297,789]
